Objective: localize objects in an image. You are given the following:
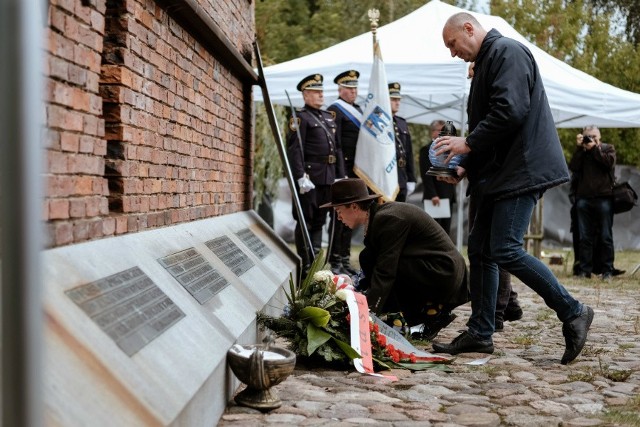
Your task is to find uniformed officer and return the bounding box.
[327,70,362,275]
[389,82,416,202]
[287,73,345,274]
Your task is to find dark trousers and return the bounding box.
[570,202,613,275]
[576,197,614,275]
[469,194,518,320]
[395,188,407,202]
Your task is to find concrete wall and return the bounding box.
[44,0,256,248]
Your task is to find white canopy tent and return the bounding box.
[256,0,640,130]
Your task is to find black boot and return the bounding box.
[411,312,457,341]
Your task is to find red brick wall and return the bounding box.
[44,0,255,248]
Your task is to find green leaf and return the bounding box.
[287,272,296,305]
[331,337,361,360]
[299,306,330,327]
[306,323,331,355]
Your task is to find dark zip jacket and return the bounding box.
[462,29,569,199]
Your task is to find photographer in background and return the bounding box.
[568,125,617,280]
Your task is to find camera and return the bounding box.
[582,135,592,144]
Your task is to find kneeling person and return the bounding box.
[321,178,469,340]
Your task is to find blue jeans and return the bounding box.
[467,192,583,340]
[576,197,614,275]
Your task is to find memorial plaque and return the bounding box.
[158,248,229,304]
[236,228,272,260]
[65,266,185,356]
[205,235,254,276]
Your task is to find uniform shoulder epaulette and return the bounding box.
[325,110,337,120]
[289,117,301,132]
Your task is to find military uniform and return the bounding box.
[286,74,344,271]
[326,70,362,274]
[389,82,416,202]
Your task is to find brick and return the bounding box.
[53,221,74,246]
[48,150,69,173]
[73,221,90,241]
[115,216,128,234]
[83,114,101,136]
[69,198,86,218]
[75,176,94,195]
[48,30,74,61]
[49,199,70,219]
[68,63,88,86]
[85,196,102,217]
[49,56,69,80]
[102,217,116,236]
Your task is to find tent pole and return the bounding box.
[456,92,468,251]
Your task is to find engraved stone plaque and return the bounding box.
[158,248,229,304]
[65,266,185,356]
[205,235,254,276]
[235,228,272,260]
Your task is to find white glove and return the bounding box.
[406,182,416,195]
[297,174,315,194]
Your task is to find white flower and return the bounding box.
[335,289,348,301]
[312,270,334,284]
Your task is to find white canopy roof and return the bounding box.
[256,0,640,129]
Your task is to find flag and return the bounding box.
[354,40,398,201]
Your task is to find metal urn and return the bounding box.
[427,121,465,177]
[227,342,296,411]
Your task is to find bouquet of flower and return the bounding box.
[257,252,452,372]
[257,253,358,364]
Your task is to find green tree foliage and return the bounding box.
[491,0,640,167]
[253,0,640,210]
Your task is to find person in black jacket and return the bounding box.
[287,74,345,275]
[419,119,456,235]
[431,13,593,365]
[326,70,362,275]
[389,82,416,202]
[568,125,616,280]
[321,178,469,340]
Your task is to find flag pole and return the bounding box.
[368,8,380,46]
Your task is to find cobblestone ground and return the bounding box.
[219,277,640,426]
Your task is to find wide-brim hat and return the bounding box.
[319,178,380,208]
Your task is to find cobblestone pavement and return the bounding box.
[219,278,640,426]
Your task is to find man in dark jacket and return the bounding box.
[287,73,345,274]
[569,125,616,280]
[431,13,593,365]
[389,82,416,202]
[321,178,469,341]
